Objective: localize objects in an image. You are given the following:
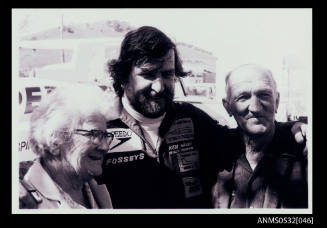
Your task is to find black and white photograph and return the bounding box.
[12,8,312,216]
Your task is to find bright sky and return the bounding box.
[13,9,311,51]
[13,8,312,72]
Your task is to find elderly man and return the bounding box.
[212,64,308,208]
[19,84,119,209]
[96,26,307,209]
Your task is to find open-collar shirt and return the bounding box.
[23,158,99,209]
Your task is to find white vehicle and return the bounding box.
[174,79,230,127]
[19,37,123,83]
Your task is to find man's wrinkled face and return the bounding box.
[124,49,176,118]
[224,67,280,136]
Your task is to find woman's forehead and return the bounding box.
[81,115,107,129]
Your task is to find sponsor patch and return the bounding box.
[182,176,203,198]
[104,152,145,166]
[107,128,143,153]
[177,150,200,172]
[167,140,200,173]
[165,118,194,144]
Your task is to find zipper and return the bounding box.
[120,109,158,158]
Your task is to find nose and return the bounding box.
[151,77,164,94]
[96,137,110,152]
[248,96,263,113]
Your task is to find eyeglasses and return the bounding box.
[73,129,114,145]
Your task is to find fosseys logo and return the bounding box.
[109,129,132,150]
[105,153,145,165]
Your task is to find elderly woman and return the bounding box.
[19,84,121,209]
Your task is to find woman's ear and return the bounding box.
[48,142,61,156]
[47,132,62,156]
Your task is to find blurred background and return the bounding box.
[12,8,312,161]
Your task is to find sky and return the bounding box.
[13,9,311,63]
[13,8,312,73]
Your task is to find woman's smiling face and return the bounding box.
[66,114,111,181]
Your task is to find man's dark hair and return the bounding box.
[108,26,188,97]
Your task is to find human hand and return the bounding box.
[19,180,39,209]
[291,121,308,157]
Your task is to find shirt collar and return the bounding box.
[24,158,63,202]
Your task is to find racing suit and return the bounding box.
[96,101,238,208]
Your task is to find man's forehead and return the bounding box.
[136,49,175,70]
[226,66,277,99]
[228,67,274,86]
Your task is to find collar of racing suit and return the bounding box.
[118,98,177,160]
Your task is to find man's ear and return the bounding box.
[222,98,233,117]
[275,92,280,113]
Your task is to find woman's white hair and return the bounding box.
[29,83,121,157]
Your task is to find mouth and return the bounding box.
[146,93,166,101]
[247,116,263,120]
[146,88,173,100]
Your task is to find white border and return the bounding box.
[12,8,313,214]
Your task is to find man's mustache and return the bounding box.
[143,87,174,100]
[245,114,264,120]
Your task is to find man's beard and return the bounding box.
[127,86,174,118]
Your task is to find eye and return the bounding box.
[89,130,97,137]
[139,72,156,80]
[258,92,272,99]
[81,131,92,136]
[235,94,250,102]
